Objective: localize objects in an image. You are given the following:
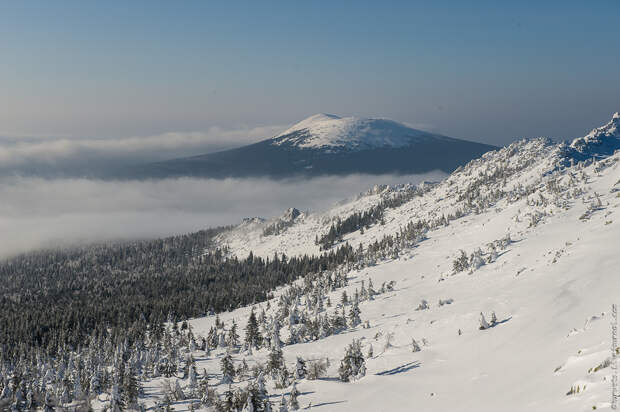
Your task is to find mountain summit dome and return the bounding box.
[271,114,447,152]
[127,113,497,179]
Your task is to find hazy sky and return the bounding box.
[1,1,619,147]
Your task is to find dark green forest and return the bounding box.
[0,227,358,360]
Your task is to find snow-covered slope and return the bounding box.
[123,114,620,412]
[272,114,449,152]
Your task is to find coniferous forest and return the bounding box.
[0,228,365,361]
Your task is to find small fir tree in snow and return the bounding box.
[411,338,421,352]
[348,301,361,328]
[479,312,490,330]
[268,345,285,380]
[289,381,300,411]
[228,320,240,347]
[367,278,376,300]
[123,366,141,408]
[360,281,367,300]
[25,390,34,410]
[221,353,235,384]
[246,309,262,349]
[279,394,289,412]
[416,299,429,311]
[453,250,469,273]
[199,370,210,406]
[188,363,198,395]
[294,357,306,380]
[243,393,256,412]
[109,383,124,412]
[338,340,366,382]
[42,389,55,412]
[256,372,267,401]
[174,378,185,401]
[383,331,395,351]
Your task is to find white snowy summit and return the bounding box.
[568,112,620,159]
[272,113,448,151]
[134,113,495,178]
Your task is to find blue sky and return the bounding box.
[1,1,619,145]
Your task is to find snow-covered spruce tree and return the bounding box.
[416,299,430,311]
[219,332,228,348]
[453,250,469,273]
[348,301,362,328]
[490,311,498,326]
[174,378,185,401]
[270,319,283,350]
[242,392,256,412]
[109,382,124,412]
[383,331,394,351]
[221,353,235,384]
[367,278,376,300]
[268,344,285,380]
[245,308,262,349]
[238,373,270,412]
[199,369,211,406]
[338,340,366,382]
[279,394,289,412]
[306,358,328,380]
[42,389,55,412]
[228,320,240,348]
[256,372,267,401]
[411,338,421,352]
[468,248,485,272]
[294,357,306,380]
[289,381,300,411]
[208,326,218,350]
[479,312,490,330]
[122,366,141,408]
[25,389,34,410]
[331,307,347,333]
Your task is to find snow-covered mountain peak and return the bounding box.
[568,112,620,159]
[280,207,302,222]
[272,114,444,151]
[279,113,342,136]
[583,112,620,139]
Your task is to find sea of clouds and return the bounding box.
[0,125,446,257]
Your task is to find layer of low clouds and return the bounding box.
[0,173,445,258]
[0,124,286,176]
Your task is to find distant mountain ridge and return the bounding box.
[128,114,497,179]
